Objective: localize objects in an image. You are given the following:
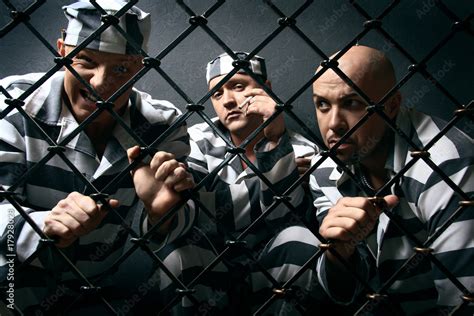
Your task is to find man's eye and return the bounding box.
[345,99,365,108]
[315,100,330,110]
[212,91,222,99]
[75,55,93,63]
[234,83,244,91]
[114,65,129,74]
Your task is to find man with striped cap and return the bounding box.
[0,1,228,314]
[187,51,328,314]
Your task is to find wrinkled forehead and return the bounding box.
[314,59,377,97]
[313,78,356,102]
[314,69,358,92]
[318,58,368,84]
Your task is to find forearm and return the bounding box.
[0,203,48,263]
[420,162,474,308]
[256,131,307,216]
[255,131,300,194]
[142,198,196,247]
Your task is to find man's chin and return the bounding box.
[227,122,249,134]
[333,152,360,166]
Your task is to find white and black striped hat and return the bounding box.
[62,0,150,55]
[206,52,267,85]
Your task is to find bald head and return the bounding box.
[313,45,401,164]
[316,45,397,101]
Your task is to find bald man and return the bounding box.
[310,46,473,315]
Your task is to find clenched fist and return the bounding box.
[44,192,119,248]
[319,195,399,260]
[127,146,194,231]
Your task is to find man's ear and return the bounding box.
[386,91,401,118]
[264,79,272,89]
[57,38,66,57]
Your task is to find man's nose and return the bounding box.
[222,90,237,109]
[328,107,348,135]
[89,67,110,98]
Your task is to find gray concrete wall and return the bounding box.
[1,0,473,139]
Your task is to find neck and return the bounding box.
[86,120,115,158]
[359,164,387,192]
[85,105,127,158]
[62,91,129,159]
[358,131,393,191]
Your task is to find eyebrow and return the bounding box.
[211,77,249,90]
[312,92,360,100]
[78,49,134,64]
[226,77,250,85]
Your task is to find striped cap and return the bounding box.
[62,0,150,55]
[206,52,267,85]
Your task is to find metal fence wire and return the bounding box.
[0,0,473,315]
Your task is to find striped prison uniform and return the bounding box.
[0,72,229,315]
[188,119,329,315]
[311,106,474,315]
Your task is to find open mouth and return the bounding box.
[80,89,99,103]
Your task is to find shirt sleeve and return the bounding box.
[0,87,50,277]
[416,157,474,309]
[254,131,310,224]
[138,96,195,245]
[309,162,372,304]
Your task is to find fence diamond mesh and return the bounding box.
[0,0,472,315]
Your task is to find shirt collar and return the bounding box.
[24,72,65,125]
[388,107,413,174]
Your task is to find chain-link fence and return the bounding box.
[0,0,473,315]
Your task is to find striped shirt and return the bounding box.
[188,120,327,314]
[311,107,474,315]
[0,72,195,313]
[188,119,318,251]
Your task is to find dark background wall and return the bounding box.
[1,0,473,139]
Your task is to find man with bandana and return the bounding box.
[187,51,328,314]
